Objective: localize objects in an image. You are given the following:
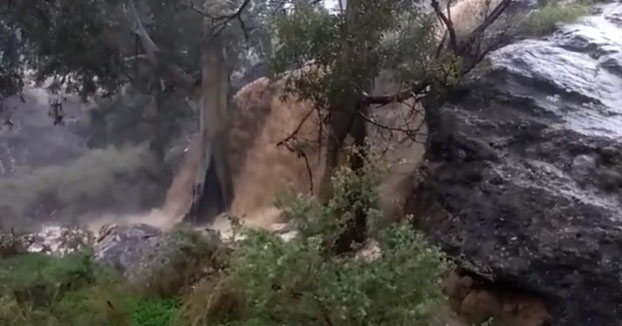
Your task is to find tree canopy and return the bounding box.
[0,0,521,222]
[0,0,277,105]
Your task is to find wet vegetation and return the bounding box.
[522,1,590,36]
[0,163,450,326]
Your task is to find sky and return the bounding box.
[324,0,341,12]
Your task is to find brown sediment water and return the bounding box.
[226,78,326,228]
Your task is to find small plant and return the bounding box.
[522,1,590,36]
[128,297,180,326]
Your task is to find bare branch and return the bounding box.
[463,0,512,50]
[432,0,458,51]
[359,111,426,144]
[128,0,160,66]
[277,107,317,193]
[237,14,249,41]
[363,80,429,105]
[207,0,252,40]
[184,0,215,18]
[277,108,316,147]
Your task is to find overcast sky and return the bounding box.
[324,0,341,12]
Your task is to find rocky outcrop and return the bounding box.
[1,225,91,257]
[417,3,622,326]
[94,224,221,286]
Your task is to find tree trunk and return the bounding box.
[322,0,375,254]
[330,103,370,254]
[319,0,365,203]
[185,33,233,223]
[128,0,233,223]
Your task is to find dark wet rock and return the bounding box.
[417,3,622,326]
[94,224,221,285]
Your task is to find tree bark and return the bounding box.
[321,0,375,254]
[185,23,233,223]
[127,0,236,223]
[319,0,364,203]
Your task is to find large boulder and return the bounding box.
[94,224,221,287]
[416,3,622,326]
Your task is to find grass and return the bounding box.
[0,251,182,326]
[522,1,590,36]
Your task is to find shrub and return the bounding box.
[0,252,97,305]
[522,1,590,36]
[128,297,180,326]
[180,159,450,326]
[0,152,451,326]
[180,225,449,326]
[0,251,134,326]
[0,251,182,326]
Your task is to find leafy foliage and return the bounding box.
[180,225,449,326]
[128,298,180,326]
[522,1,590,36]
[270,0,436,110]
[1,0,126,99]
[0,252,96,304]
[0,159,451,326]
[0,251,183,326]
[278,149,386,243]
[86,86,195,161]
[180,161,450,326]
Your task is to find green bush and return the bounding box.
[181,160,450,326]
[0,252,129,326]
[0,154,451,326]
[0,252,97,305]
[0,252,181,326]
[128,298,180,326]
[522,1,590,36]
[180,225,449,326]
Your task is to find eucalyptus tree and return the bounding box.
[270,0,520,251]
[0,0,277,220]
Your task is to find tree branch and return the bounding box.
[463,0,512,50]
[128,0,160,66]
[359,111,426,144]
[204,0,252,41]
[127,0,195,90]
[277,108,315,147]
[432,0,458,52]
[277,108,317,193]
[363,80,430,105]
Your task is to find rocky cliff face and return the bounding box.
[418,3,622,325]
